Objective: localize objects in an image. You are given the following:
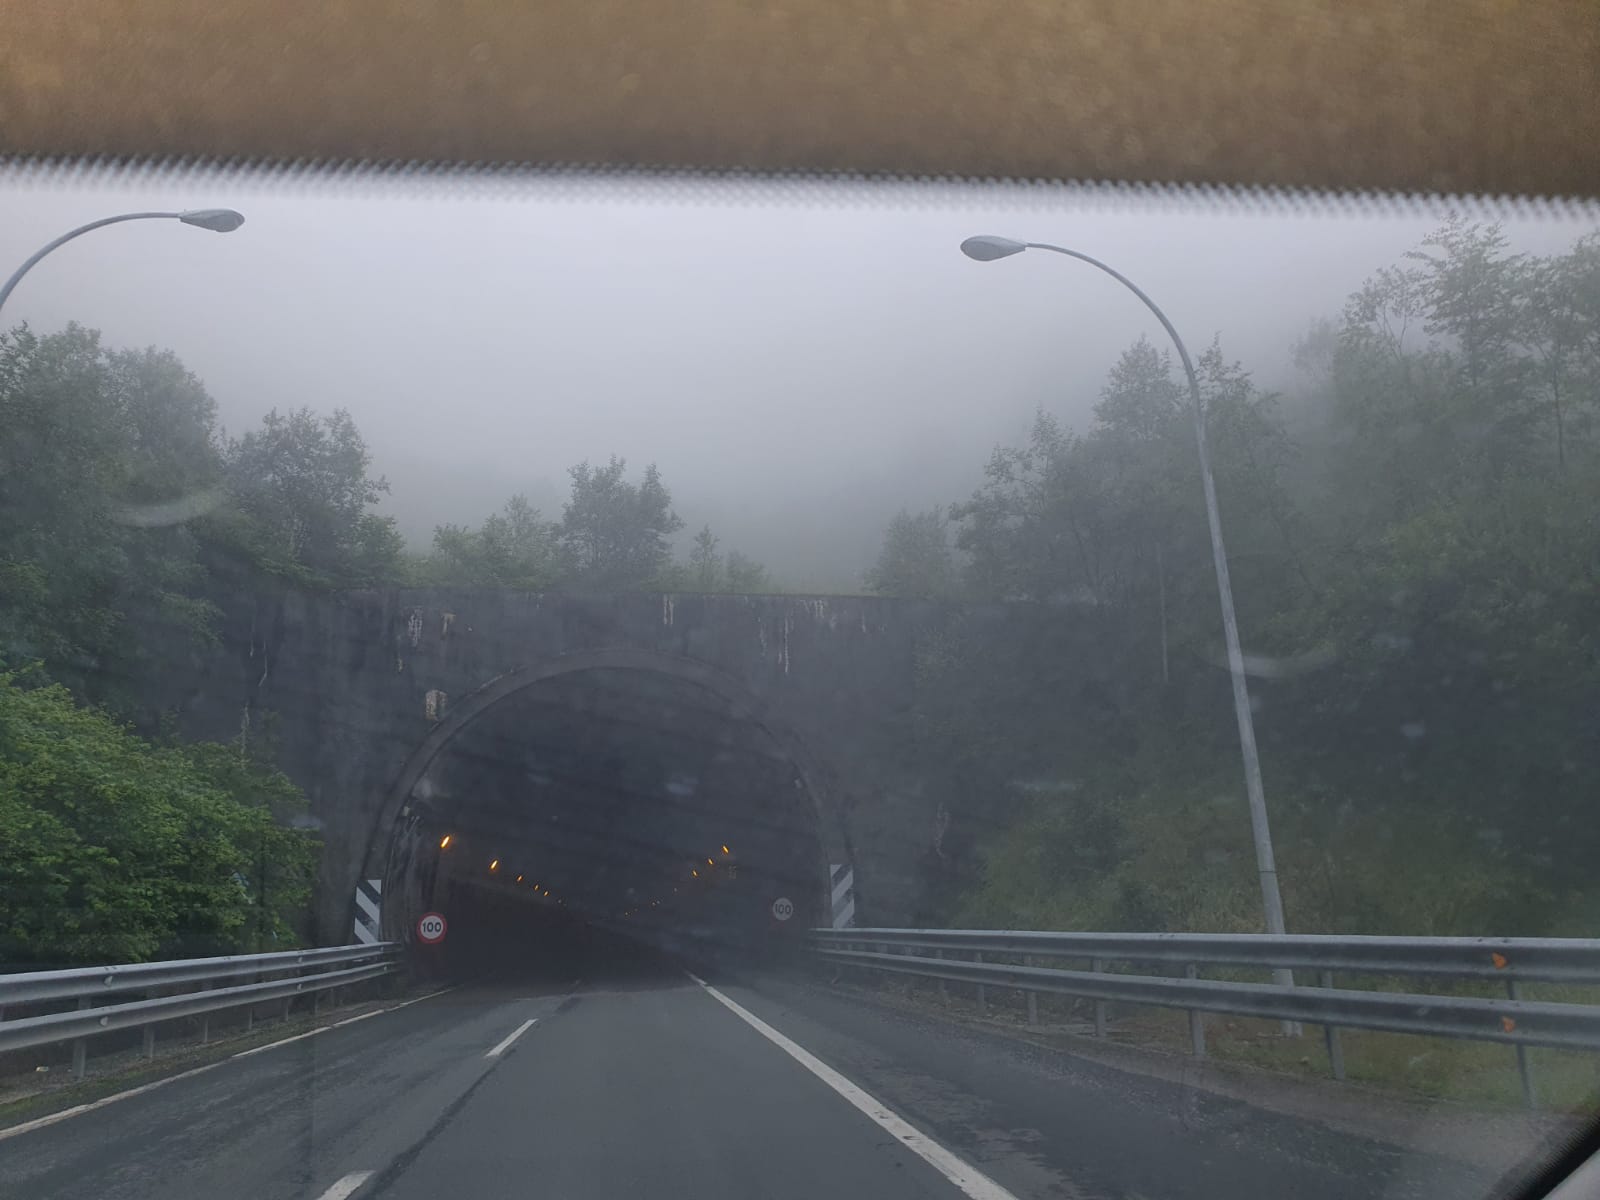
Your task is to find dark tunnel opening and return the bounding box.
[381,668,830,980]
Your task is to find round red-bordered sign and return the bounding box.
[417,912,448,944]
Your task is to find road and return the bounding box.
[0,930,1495,1200]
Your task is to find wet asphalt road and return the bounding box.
[0,930,1492,1200]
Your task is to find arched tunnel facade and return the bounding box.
[361,652,843,968]
[205,589,1081,964]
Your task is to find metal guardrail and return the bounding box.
[0,945,399,1006]
[0,943,401,1073]
[812,928,1600,1106]
[814,928,1600,983]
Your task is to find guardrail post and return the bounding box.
[1186,964,1206,1057]
[1093,958,1107,1037]
[1508,980,1535,1108]
[1025,956,1038,1026]
[974,950,986,1013]
[934,948,948,1001]
[200,981,210,1045]
[1320,970,1346,1081]
[71,996,90,1080]
[143,1023,155,1060]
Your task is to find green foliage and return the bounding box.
[0,671,318,965]
[557,456,684,589]
[6,217,1595,960]
[934,220,1600,937]
[959,779,1533,938]
[0,325,372,961]
[0,323,405,717]
[217,406,403,587]
[412,485,774,593]
[417,494,560,589]
[0,325,222,711]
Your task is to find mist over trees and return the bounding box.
[220,407,403,587]
[0,315,782,707]
[1,216,1595,959]
[862,218,1600,937]
[0,325,774,964]
[0,317,775,961]
[863,509,953,598]
[0,326,341,963]
[406,458,773,593]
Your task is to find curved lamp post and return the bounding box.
[0,208,245,320]
[961,234,1290,949]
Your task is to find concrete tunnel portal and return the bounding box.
[362,652,840,970]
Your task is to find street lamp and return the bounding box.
[960,234,1290,949]
[0,209,246,320]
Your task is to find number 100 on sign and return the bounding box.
[417,912,448,943]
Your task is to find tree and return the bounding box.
[940,222,1600,938]
[219,407,401,586]
[724,549,770,593]
[0,671,318,964]
[421,494,559,588]
[689,524,723,591]
[1514,236,1600,472]
[110,344,221,505]
[557,457,684,589]
[1090,338,1193,681]
[0,324,221,710]
[864,509,953,598]
[181,740,319,953]
[1406,216,1522,393]
[951,407,1138,607]
[1093,335,1184,443]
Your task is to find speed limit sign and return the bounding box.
[417,912,448,944]
[770,897,795,922]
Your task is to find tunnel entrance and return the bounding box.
[364,652,839,970]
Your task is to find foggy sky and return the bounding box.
[2,168,1593,590]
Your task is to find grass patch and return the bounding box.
[847,968,1600,1113]
[0,984,410,1129]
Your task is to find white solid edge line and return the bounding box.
[0,987,461,1143]
[485,1017,538,1058]
[317,1169,374,1200]
[0,1058,231,1144]
[230,1025,330,1058]
[685,972,1020,1200]
[232,986,459,1059]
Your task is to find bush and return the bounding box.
[0,670,318,965]
[956,779,1556,937]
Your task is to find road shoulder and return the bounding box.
[718,969,1576,1198]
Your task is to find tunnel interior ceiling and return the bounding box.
[402,668,826,942]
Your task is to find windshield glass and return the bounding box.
[1,167,1597,1200]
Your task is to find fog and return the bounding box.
[1,168,1592,590]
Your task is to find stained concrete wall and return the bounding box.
[213,588,998,942]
